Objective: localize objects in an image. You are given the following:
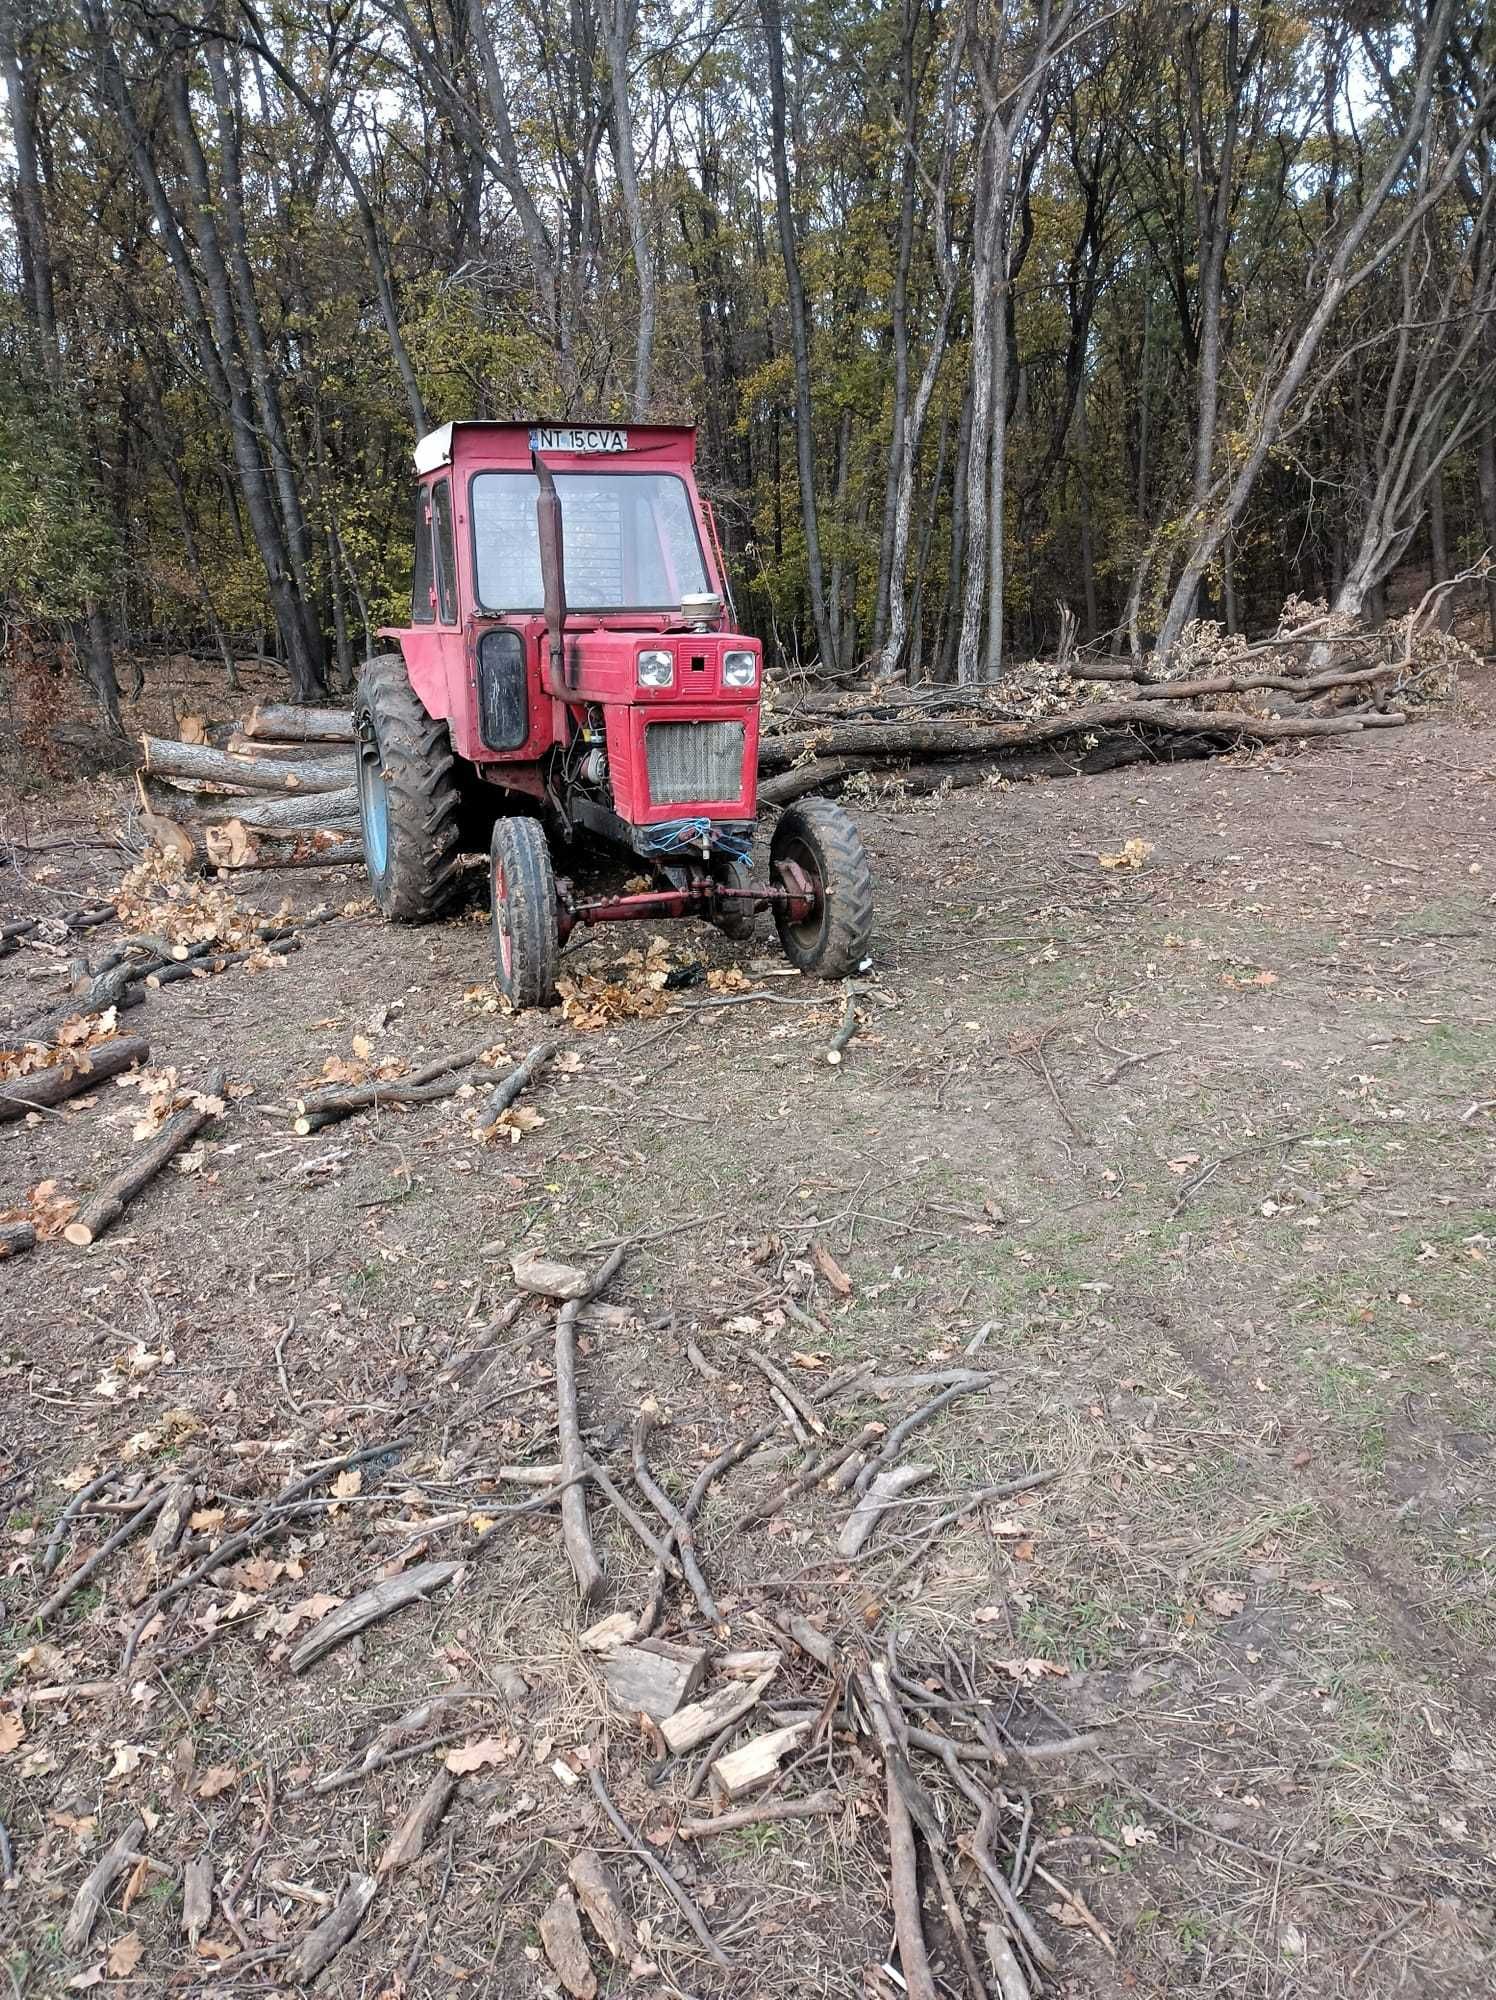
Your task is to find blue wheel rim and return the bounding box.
[358,737,390,877]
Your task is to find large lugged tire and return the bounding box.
[769,797,873,979]
[491,816,560,1009]
[354,653,463,922]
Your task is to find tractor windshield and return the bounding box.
[470,471,710,614]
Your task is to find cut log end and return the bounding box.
[62,1221,96,1248]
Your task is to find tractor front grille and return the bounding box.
[645,721,745,806]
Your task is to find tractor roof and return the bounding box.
[413,421,697,476]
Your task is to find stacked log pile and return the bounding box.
[136,703,358,869]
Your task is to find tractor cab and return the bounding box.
[356,420,872,1007]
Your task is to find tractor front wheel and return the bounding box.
[769,797,873,979]
[490,816,560,1010]
[354,652,463,922]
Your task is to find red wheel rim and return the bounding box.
[495,860,512,978]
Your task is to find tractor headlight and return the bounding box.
[722,650,758,688]
[637,649,674,688]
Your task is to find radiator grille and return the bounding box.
[645,721,745,805]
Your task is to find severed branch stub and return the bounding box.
[282,1872,377,1984]
[63,1066,226,1246]
[477,1037,560,1137]
[554,1244,628,1604]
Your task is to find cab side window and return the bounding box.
[411,490,436,624]
[433,478,458,624]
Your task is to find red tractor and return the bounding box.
[355,421,872,1006]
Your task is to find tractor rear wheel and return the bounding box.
[769,797,873,979]
[490,816,560,1010]
[354,652,463,922]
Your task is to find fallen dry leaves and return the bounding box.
[445,1734,521,1774]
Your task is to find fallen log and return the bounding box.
[63,1066,226,1246]
[216,837,364,873]
[0,1035,150,1124]
[171,782,359,833]
[141,734,354,794]
[225,732,355,761]
[0,1221,37,1259]
[241,701,354,743]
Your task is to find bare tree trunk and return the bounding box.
[760,0,835,672]
[165,60,326,699]
[1155,0,1481,657]
[603,0,655,417]
[1427,462,1453,633]
[1076,390,1098,640]
[203,36,317,616]
[0,0,58,374]
[1480,418,1496,649]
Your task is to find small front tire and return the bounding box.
[490,816,560,1009]
[769,797,873,979]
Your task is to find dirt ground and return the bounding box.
[2,660,1494,2000]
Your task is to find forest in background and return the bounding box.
[1,0,1495,724]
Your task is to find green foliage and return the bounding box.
[0,338,118,625]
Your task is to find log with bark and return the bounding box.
[0,1221,37,1260]
[156,781,360,834]
[140,734,354,794]
[0,1035,150,1123]
[240,701,354,743]
[63,1066,226,1246]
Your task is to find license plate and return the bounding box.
[529,426,628,453]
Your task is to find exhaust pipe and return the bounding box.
[532,449,569,691]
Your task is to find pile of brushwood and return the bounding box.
[22,1234,1102,1993]
[758,588,1477,806]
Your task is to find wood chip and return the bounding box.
[579,1611,636,1653]
[837,1462,934,1557]
[539,1882,597,1998]
[567,1849,634,1962]
[601,1639,706,1721]
[63,1814,144,1953]
[660,1668,775,1756]
[711,1721,810,1799]
[181,1851,213,1946]
[811,1240,853,1294]
[377,1772,458,1876]
[289,1560,461,1672]
[718,1648,784,1679]
[281,1872,377,1983]
[511,1250,590,1298]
